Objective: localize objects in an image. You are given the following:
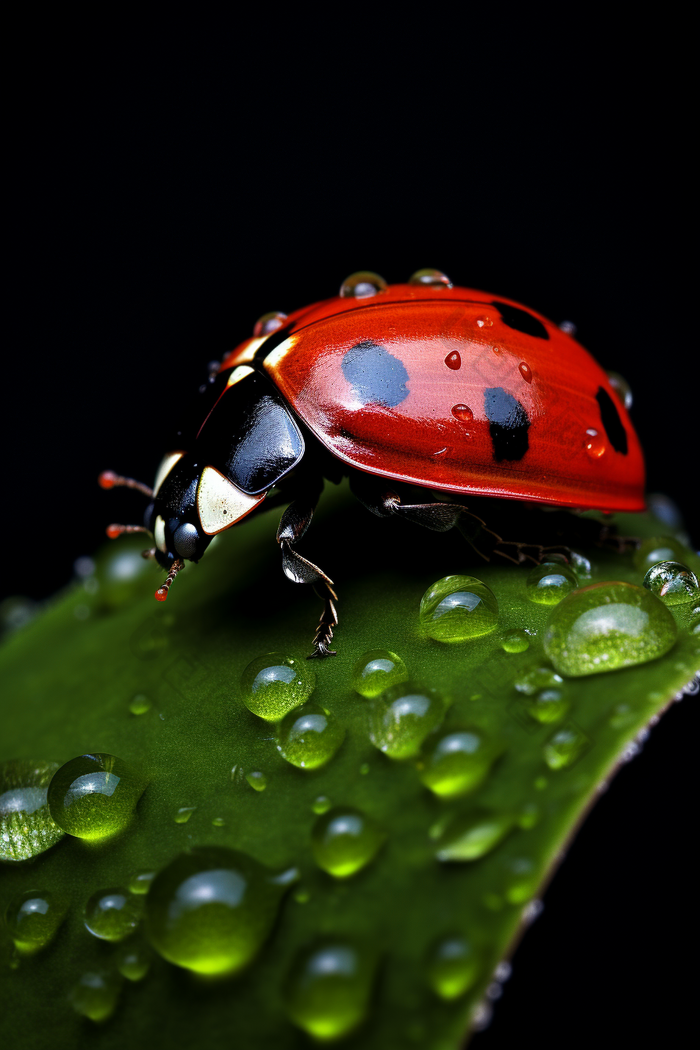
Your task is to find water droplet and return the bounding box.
[117,942,152,981]
[476,316,493,328]
[420,575,499,642]
[285,939,376,1040]
[522,689,570,724]
[504,858,537,904]
[174,806,196,824]
[368,683,445,760]
[543,723,590,769]
[435,810,514,862]
[245,771,267,792]
[5,889,68,953]
[48,753,148,841]
[518,362,532,383]
[129,693,151,715]
[543,582,677,675]
[70,970,122,1022]
[500,628,530,653]
[425,936,479,999]
[418,730,498,798]
[408,268,452,288]
[359,763,370,775]
[451,404,473,422]
[240,653,316,721]
[129,870,155,895]
[559,320,576,335]
[444,351,461,370]
[339,272,388,299]
[522,898,544,923]
[293,887,311,904]
[514,666,564,694]
[311,807,385,877]
[351,648,409,698]
[643,561,699,606]
[569,551,593,578]
[526,562,578,605]
[276,703,345,769]
[585,430,606,459]
[634,536,689,573]
[84,888,142,941]
[312,795,331,814]
[0,759,64,861]
[253,311,287,337]
[606,370,633,410]
[212,817,226,827]
[145,846,297,975]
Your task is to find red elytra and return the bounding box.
[220,282,645,513]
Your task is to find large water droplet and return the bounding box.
[5,889,68,953]
[543,723,590,769]
[634,535,690,573]
[47,753,147,841]
[339,272,388,298]
[70,970,122,1022]
[84,888,142,941]
[420,575,499,642]
[145,846,297,975]
[0,759,64,861]
[526,562,578,605]
[425,936,480,999]
[501,628,530,653]
[418,730,498,798]
[117,942,152,981]
[408,268,452,288]
[351,648,408,698]
[285,939,376,1040]
[240,653,315,721]
[435,810,514,862]
[368,683,445,760]
[276,702,345,769]
[643,561,699,606]
[543,582,677,676]
[311,807,385,878]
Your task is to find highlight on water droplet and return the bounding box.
[435,809,514,862]
[84,888,142,942]
[253,311,287,337]
[245,771,267,792]
[584,429,606,459]
[312,796,331,814]
[420,575,499,642]
[500,628,530,653]
[543,722,591,769]
[351,648,409,698]
[285,939,377,1041]
[47,753,148,841]
[526,562,578,605]
[339,272,388,299]
[240,653,316,721]
[145,846,297,975]
[643,561,699,606]
[117,942,152,981]
[418,730,500,798]
[5,889,68,953]
[70,970,122,1023]
[444,351,461,370]
[311,807,385,878]
[518,362,532,383]
[606,370,633,410]
[368,682,445,760]
[633,535,689,573]
[0,759,64,861]
[451,404,473,422]
[408,267,452,288]
[425,935,480,999]
[174,806,196,824]
[276,703,345,769]
[476,316,493,328]
[129,694,151,715]
[129,870,155,895]
[543,581,677,676]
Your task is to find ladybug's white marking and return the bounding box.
[262,334,297,371]
[196,466,264,535]
[154,515,167,553]
[226,365,255,387]
[153,451,184,496]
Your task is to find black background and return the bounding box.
[4,15,697,1048]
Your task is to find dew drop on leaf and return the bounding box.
[285,939,377,1040]
[0,759,64,861]
[435,810,514,862]
[420,575,499,642]
[368,682,445,760]
[425,936,480,999]
[276,703,345,769]
[5,889,68,953]
[117,942,152,981]
[526,562,578,605]
[418,730,498,798]
[47,753,148,841]
[84,889,142,941]
[311,807,385,877]
[543,723,591,769]
[501,628,530,653]
[643,561,699,606]
[350,648,409,698]
[240,653,315,721]
[70,970,122,1022]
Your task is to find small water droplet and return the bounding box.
[339,272,388,299]
[293,886,311,904]
[285,939,377,1040]
[425,936,480,999]
[276,702,345,769]
[522,899,544,924]
[245,771,267,792]
[444,351,461,370]
[518,362,532,383]
[5,889,68,953]
[526,562,578,605]
[451,404,473,422]
[514,666,564,695]
[129,694,151,715]
[517,803,540,829]
[522,688,570,724]
[117,942,152,981]
[606,370,633,410]
[0,759,64,861]
[212,817,226,827]
[47,753,147,841]
[351,648,409,698]
[476,316,493,328]
[311,807,385,878]
[312,795,331,814]
[174,806,196,824]
[359,763,370,775]
[643,561,699,606]
[585,430,606,459]
[408,268,452,288]
[129,870,155,895]
[543,722,590,769]
[84,888,142,941]
[569,550,593,578]
[543,582,677,675]
[420,575,499,642]
[435,810,514,862]
[419,730,499,798]
[145,846,297,975]
[368,682,445,760]
[240,653,316,721]
[70,970,122,1022]
[253,311,287,337]
[500,628,530,653]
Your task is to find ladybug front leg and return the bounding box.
[276,498,339,659]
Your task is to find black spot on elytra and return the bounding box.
[342,340,409,408]
[596,386,628,454]
[492,301,549,340]
[484,387,530,461]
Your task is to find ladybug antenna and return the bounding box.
[106,524,151,540]
[98,470,153,498]
[155,558,184,602]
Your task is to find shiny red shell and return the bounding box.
[221,284,645,513]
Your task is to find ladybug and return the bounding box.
[101,269,645,657]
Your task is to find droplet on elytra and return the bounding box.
[311,807,385,878]
[634,536,689,572]
[70,970,122,1023]
[0,759,64,861]
[444,351,461,370]
[435,810,514,862]
[543,723,590,769]
[276,702,345,769]
[420,575,499,642]
[501,628,530,653]
[368,682,445,760]
[339,272,388,299]
[253,311,287,338]
[543,582,677,676]
[129,694,151,715]
[585,429,606,459]
[351,649,409,698]
[526,562,578,605]
[240,653,316,721]
[514,666,564,694]
[523,689,570,724]
[518,362,532,383]
[476,316,493,328]
[47,753,147,841]
[408,268,452,288]
[84,888,142,941]
[643,561,699,606]
[145,846,298,975]
[312,796,331,814]
[117,942,152,981]
[285,939,377,1040]
[5,889,68,953]
[418,730,499,798]
[174,806,196,824]
[245,771,267,791]
[451,404,473,422]
[129,870,155,895]
[425,936,480,999]
[606,371,633,410]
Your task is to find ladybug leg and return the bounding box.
[276,498,339,659]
